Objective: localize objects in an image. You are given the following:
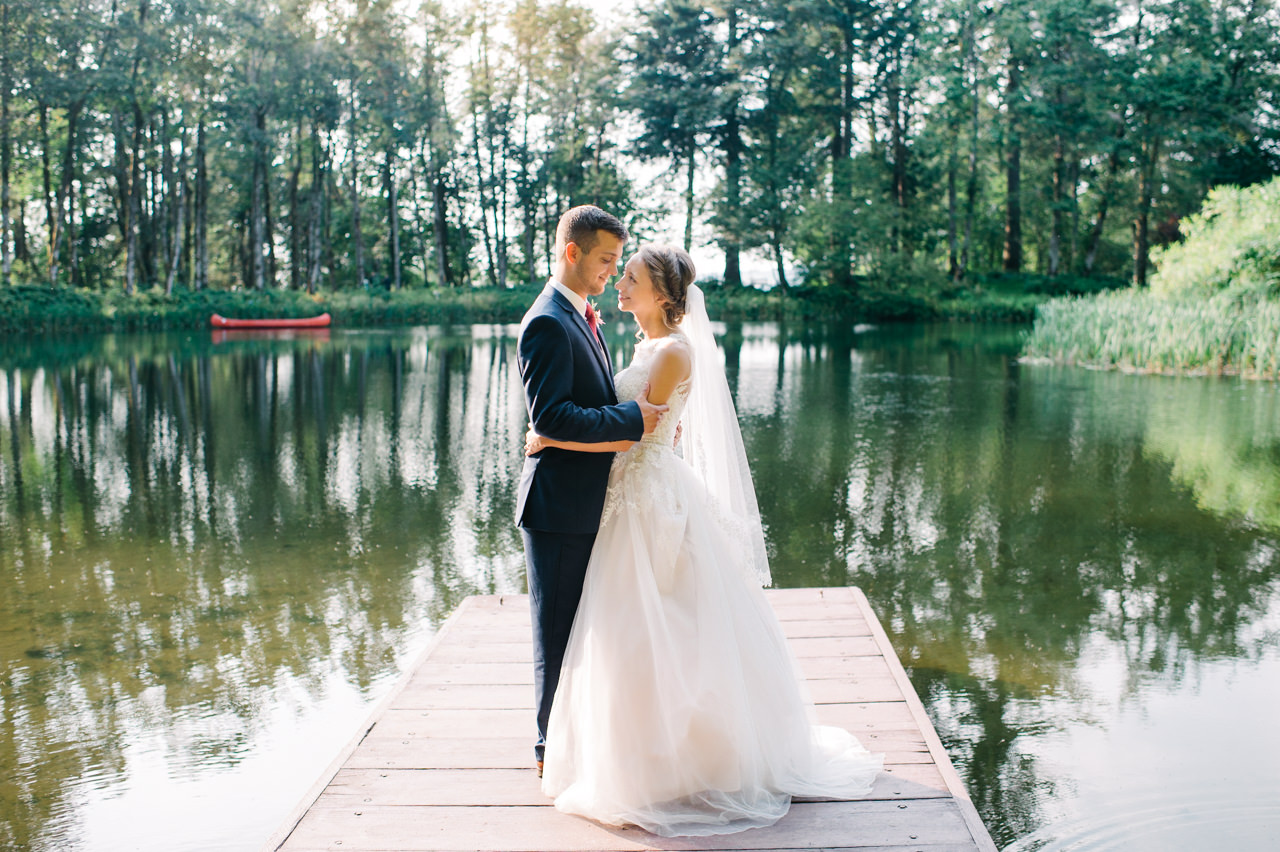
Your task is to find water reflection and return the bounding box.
[1,323,1279,850]
[735,323,1280,848]
[0,327,529,851]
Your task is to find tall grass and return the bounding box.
[1024,177,1280,380]
[1024,289,1280,379]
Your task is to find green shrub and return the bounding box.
[1151,177,1280,299]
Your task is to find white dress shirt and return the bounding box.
[548,279,589,319]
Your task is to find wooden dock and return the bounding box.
[264,587,997,852]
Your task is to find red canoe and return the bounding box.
[210,313,331,329]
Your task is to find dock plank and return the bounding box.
[312,765,953,808]
[266,588,997,852]
[284,800,973,851]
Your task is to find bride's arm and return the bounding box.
[525,430,635,455]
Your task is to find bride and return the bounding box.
[524,245,883,837]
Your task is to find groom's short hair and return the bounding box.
[556,205,629,256]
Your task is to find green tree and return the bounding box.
[463,0,513,287]
[738,1,816,288]
[627,0,727,253]
[412,0,461,288]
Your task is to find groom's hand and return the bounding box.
[637,382,668,436]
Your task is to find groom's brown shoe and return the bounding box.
[536,760,544,777]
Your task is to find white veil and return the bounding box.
[678,285,772,587]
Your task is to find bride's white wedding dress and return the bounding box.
[541,326,883,837]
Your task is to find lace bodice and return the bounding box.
[614,333,691,449]
[599,333,691,529]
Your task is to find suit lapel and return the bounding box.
[594,327,618,396]
[550,290,616,394]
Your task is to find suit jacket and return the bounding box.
[516,286,643,534]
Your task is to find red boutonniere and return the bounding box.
[587,300,605,331]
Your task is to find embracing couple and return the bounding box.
[516,205,882,837]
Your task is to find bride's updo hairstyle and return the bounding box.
[635,245,695,329]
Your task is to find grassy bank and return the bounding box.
[0,273,1068,335]
[1023,289,1280,379]
[0,285,538,334]
[1023,178,1280,380]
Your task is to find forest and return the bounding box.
[1,0,1278,298]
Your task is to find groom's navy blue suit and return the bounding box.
[517,284,643,762]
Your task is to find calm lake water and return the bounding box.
[2,320,1278,851]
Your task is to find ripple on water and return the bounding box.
[1002,787,1280,852]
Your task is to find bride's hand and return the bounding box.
[637,382,668,435]
[525,425,547,456]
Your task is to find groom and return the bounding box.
[516,205,666,775]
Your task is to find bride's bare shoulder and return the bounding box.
[648,336,692,386]
[651,333,691,354]
[651,335,691,359]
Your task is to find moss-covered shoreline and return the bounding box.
[0,275,1063,336]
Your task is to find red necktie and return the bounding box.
[585,303,600,335]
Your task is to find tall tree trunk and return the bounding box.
[888,63,909,255]
[829,27,856,291]
[159,112,173,280]
[12,199,26,263]
[264,124,277,288]
[1067,157,1080,273]
[114,2,151,294]
[1002,61,1022,272]
[722,107,743,287]
[350,94,365,288]
[764,82,789,290]
[1133,134,1160,287]
[721,2,742,288]
[542,194,553,280]
[520,74,536,281]
[1,1,12,286]
[431,157,451,287]
[127,105,145,294]
[1084,133,1122,273]
[384,146,401,290]
[60,103,84,288]
[1048,130,1064,276]
[772,239,789,290]
[194,118,208,289]
[492,129,508,288]
[421,42,452,288]
[134,102,153,285]
[288,122,302,290]
[324,148,338,285]
[683,148,695,253]
[306,125,326,294]
[947,137,959,279]
[408,151,426,285]
[248,105,273,291]
[960,3,979,282]
[181,144,192,288]
[39,103,57,284]
[250,107,267,290]
[164,129,185,294]
[472,111,496,287]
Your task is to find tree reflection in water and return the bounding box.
[0,327,528,850]
[1,323,1278,850]
[742,322,1280,848]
